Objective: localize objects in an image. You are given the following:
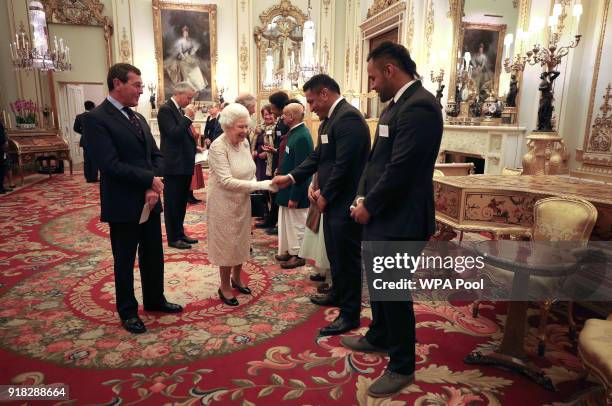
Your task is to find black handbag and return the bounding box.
[250,192,267,218]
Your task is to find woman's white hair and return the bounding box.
[218,103,250,132]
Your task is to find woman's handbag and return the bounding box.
[250,192,267,218]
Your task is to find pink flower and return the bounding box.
[0,308,19,317]
[46,341,73,352]
[148,376,167,393]
[278,311,299,321]
[141,343,171,359]
[95,339,121,349]
[209,324,232,335]
[251,323,273,333]
[159,328,187,340]
[13,333,43,346]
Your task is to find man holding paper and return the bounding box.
[158,82,199,249]
[84,63,183,335]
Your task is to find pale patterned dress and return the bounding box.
[207,134,270,266]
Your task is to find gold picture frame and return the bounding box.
[458,22,506,98]
[152,0,217,103]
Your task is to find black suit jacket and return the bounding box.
[158,100,196,176]
[291,99,371,218]
[74,112,87,146]
[83,99,164,223]
[204,116,223,144]
[357,81,443,239]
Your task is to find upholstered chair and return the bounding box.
[578,314,612,405]
[473,196,598,355]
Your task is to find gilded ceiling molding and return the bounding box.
[41,0,113,32]
[257,0,307,26]
[425,0,434,62]
[367,0,399,19]
[587,84,612,153]
[119,27,131,63]
[240,34,248,84]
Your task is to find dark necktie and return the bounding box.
[122,107,144,137]
[379,99,396,123]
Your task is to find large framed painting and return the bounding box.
[459,23,506,97]
[153,0,217,103]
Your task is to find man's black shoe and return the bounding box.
[181,235,198,244]
[122,317,146,334]
[309,273,325,282]
[265,227,278,235]
[169,240,191,249]
[319,316,360,336]
[310,294,338,307]
[144,302,183,313]
[255,222,272,229]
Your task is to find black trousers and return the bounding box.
[363,233,427,375]
[163,175,191,243]
[82,149,99,182]
[0,153,6,190]
[109,214,166,320]
[323,213,363,322]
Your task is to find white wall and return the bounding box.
[82,84,106,106]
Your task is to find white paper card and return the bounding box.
[285,145,290,154]
[195,150,208,164]
[379,125,389,138]
[276,130,282,136]
[266,129,272,135]
[139,203,151,224]
[321,134,329,144]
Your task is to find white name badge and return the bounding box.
[379,125,389,138]
[285,145,290,154]
[276,130,282,136]
[266,129,272,135]
[321,134,329,144]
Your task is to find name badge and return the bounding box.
[321,134,329,144]
[266,129,272,135]
[285,145,290,154]
[379,125,389,138]
[276,130,282,136]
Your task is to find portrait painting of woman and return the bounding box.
[461,23,505,96]
[153,1,217,102]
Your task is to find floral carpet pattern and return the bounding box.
[0,173,596,405]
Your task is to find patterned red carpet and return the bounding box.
[0,173,594,405]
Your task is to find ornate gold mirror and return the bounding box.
[447,0,530,125]
[254,0,308,94]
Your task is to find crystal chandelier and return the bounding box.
[291,0,328,85]
[9,1,71,72]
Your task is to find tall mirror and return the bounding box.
[447,0,528,125]
[254,0,308,94]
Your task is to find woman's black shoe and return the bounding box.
[231,279,252,295]
[218,288,239,306]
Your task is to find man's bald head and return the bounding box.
[282,102,304,128]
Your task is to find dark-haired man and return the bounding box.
[346,42,443,397]
[74,100,98,182]
[84,63,183,335]
[256,91,291,233]
[273,74,370,336]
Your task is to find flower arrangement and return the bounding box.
[10,99,38,127]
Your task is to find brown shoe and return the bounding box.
[275,252,292,262]
[340,336,388,354]
[367,370,414,398]
[281,256,306,269]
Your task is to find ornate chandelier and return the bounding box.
[290,0,328,85]
[9,1,71,72]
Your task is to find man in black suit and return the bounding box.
[158,82,198,250]
[74,100,98,182]
[204,102,226,147]
[83,63,183,334]
[344,42,443,397]
[273,75,370,336]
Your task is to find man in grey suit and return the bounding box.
[345,42,443,397]
[273,74,370,337]
[157,82,198,250]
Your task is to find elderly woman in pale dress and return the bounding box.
[207,103,277,306]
